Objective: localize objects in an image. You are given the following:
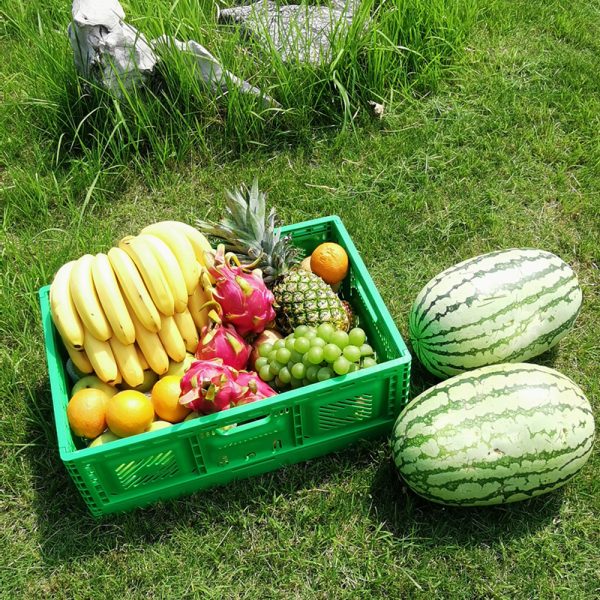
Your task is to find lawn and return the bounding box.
[1,0,599,597]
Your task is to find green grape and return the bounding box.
[276,348,291,364]
[348,327,366,347]
[268,350,278,363]
[330,330,350,349]
[290,377,303,389]
[294,325,309,337]
[255,357,269,370]
[307,346,324,364]
[302,353,313,367]
[274,376,284,388]
[323,343,342,363]
[342,345,361,363]
[360,344,374,356]
[333,356,351,375]
[302,378,311,386]
[362,357,378,369]
[348,363,360,373]
[310,337,326,348]
[304,329,317,340]
[317,367,333,381]
[285,336,296,352]
[273,339,286,350]
[259,365,275,381]
[291,363,306,379]
[317,323,335,342]
[278,366,292,384]
[290,350,304,364]
[259,343,273,357]
[306,365,320,382]
[269,361,283,375]
[294,337,311,354]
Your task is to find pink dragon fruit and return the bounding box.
[179,360,244,414]
[209,245,276,337]
[196,322,251,370]
[235,370,277,404]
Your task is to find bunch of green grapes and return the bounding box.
[256,324,378,390]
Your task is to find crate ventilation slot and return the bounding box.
[115,451,179,489]
[318,395,373,430]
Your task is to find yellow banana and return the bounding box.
[119,236,175,316]
[70,254,112,342]
[49,261,85,349]
[173,308,199,353]
[140,224,201,294]
[125,298,169,375]
[158,314,187,362]
[188,277,213,332]
[137,234,188,313]
[109,337,145,388]
[107,247,161,333]
[91,253,136,345]
[135,344,149,370]
[83,330,119,383]
[157,221,213,267]
[65,344,94,375]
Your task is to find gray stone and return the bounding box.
[219,0,360,65]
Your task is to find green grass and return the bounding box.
[1,0,599,597]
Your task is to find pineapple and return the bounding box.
[196,180,349,334]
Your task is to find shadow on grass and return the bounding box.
[367,456,565,549]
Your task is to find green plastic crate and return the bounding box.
[39,216,411,516]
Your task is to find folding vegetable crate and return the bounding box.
[39,216,411,516]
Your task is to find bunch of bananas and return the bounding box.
[49,221,214,387]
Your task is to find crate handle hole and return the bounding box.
[273,439,282,450]
[245,452,256,461]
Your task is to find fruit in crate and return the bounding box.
[256,324,378,390]
[48,221,215,388]
[392,363,595,506]
[208,245,276,336]
[151,375,191,423]
[409,248,583,379]
[310,243,349,285]
[249,329,283,370]
[106,390,155,437]
[179,360,275,414]
[196,180,349,334]
[195,315,251,371]
[71,375,119,398]
[67,388,111,439]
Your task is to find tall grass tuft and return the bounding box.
[2,0,477,168]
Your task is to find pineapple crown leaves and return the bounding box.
[196,179,301,284]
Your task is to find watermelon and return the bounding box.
[409,249,582,379]
[392,363,595,506]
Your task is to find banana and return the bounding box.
[135,344,149,370]
[49,261,85,349]
[140,224,201,294]
[137,234,188,313]
[70,254,113,342]
[173,308,199,353]
[109,337,145,388]
[91,253,136,345]
[125,298,169,375]
[119,236,175,316]
[107,247,161,333]
[155,221,213,267]
[158,314,187,362]
[188,276,213,332]
[65,344,94,375]
[83,330,119,383]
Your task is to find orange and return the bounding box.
[67,388,110,439]
[151,376,190,423]
[106,390,154,437]
[310,243,349,285]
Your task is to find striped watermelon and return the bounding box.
[392,363,595,506]
[409,249,582,379]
